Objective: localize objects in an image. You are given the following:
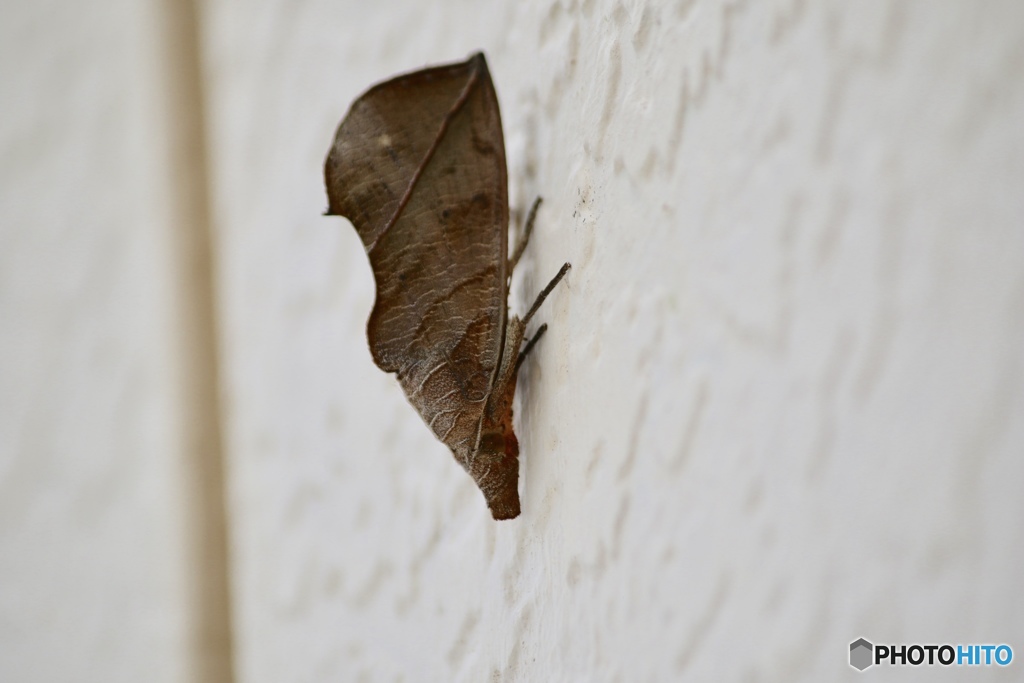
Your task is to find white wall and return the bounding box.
[0,0,231,681]
[3,0,1023,681]
[200,0,1024,680]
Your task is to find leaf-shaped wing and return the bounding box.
[325,54,509,458]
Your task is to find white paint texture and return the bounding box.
[200,0,1024,680]
[4,0,1024,681]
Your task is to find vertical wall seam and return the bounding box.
[159,0,236,680]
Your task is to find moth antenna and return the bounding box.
[509,196,543,275]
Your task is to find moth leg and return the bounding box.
[515,323,548,372]
[508,197,543,275]
[523,262,571,325]
[513,261,570,371]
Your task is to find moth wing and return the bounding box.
[325,54,509,454]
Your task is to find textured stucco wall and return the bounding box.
[199,0,1024,680]
[4,0,1023,681]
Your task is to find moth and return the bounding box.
[324,52,569,519]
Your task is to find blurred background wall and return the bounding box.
[2,0,1023,681]
[0,0,231,680]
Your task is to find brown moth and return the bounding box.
[324,53,569,520]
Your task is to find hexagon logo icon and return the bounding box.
[850,638,874,671]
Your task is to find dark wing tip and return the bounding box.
[467,52,490,78]
[488,493,521,520]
